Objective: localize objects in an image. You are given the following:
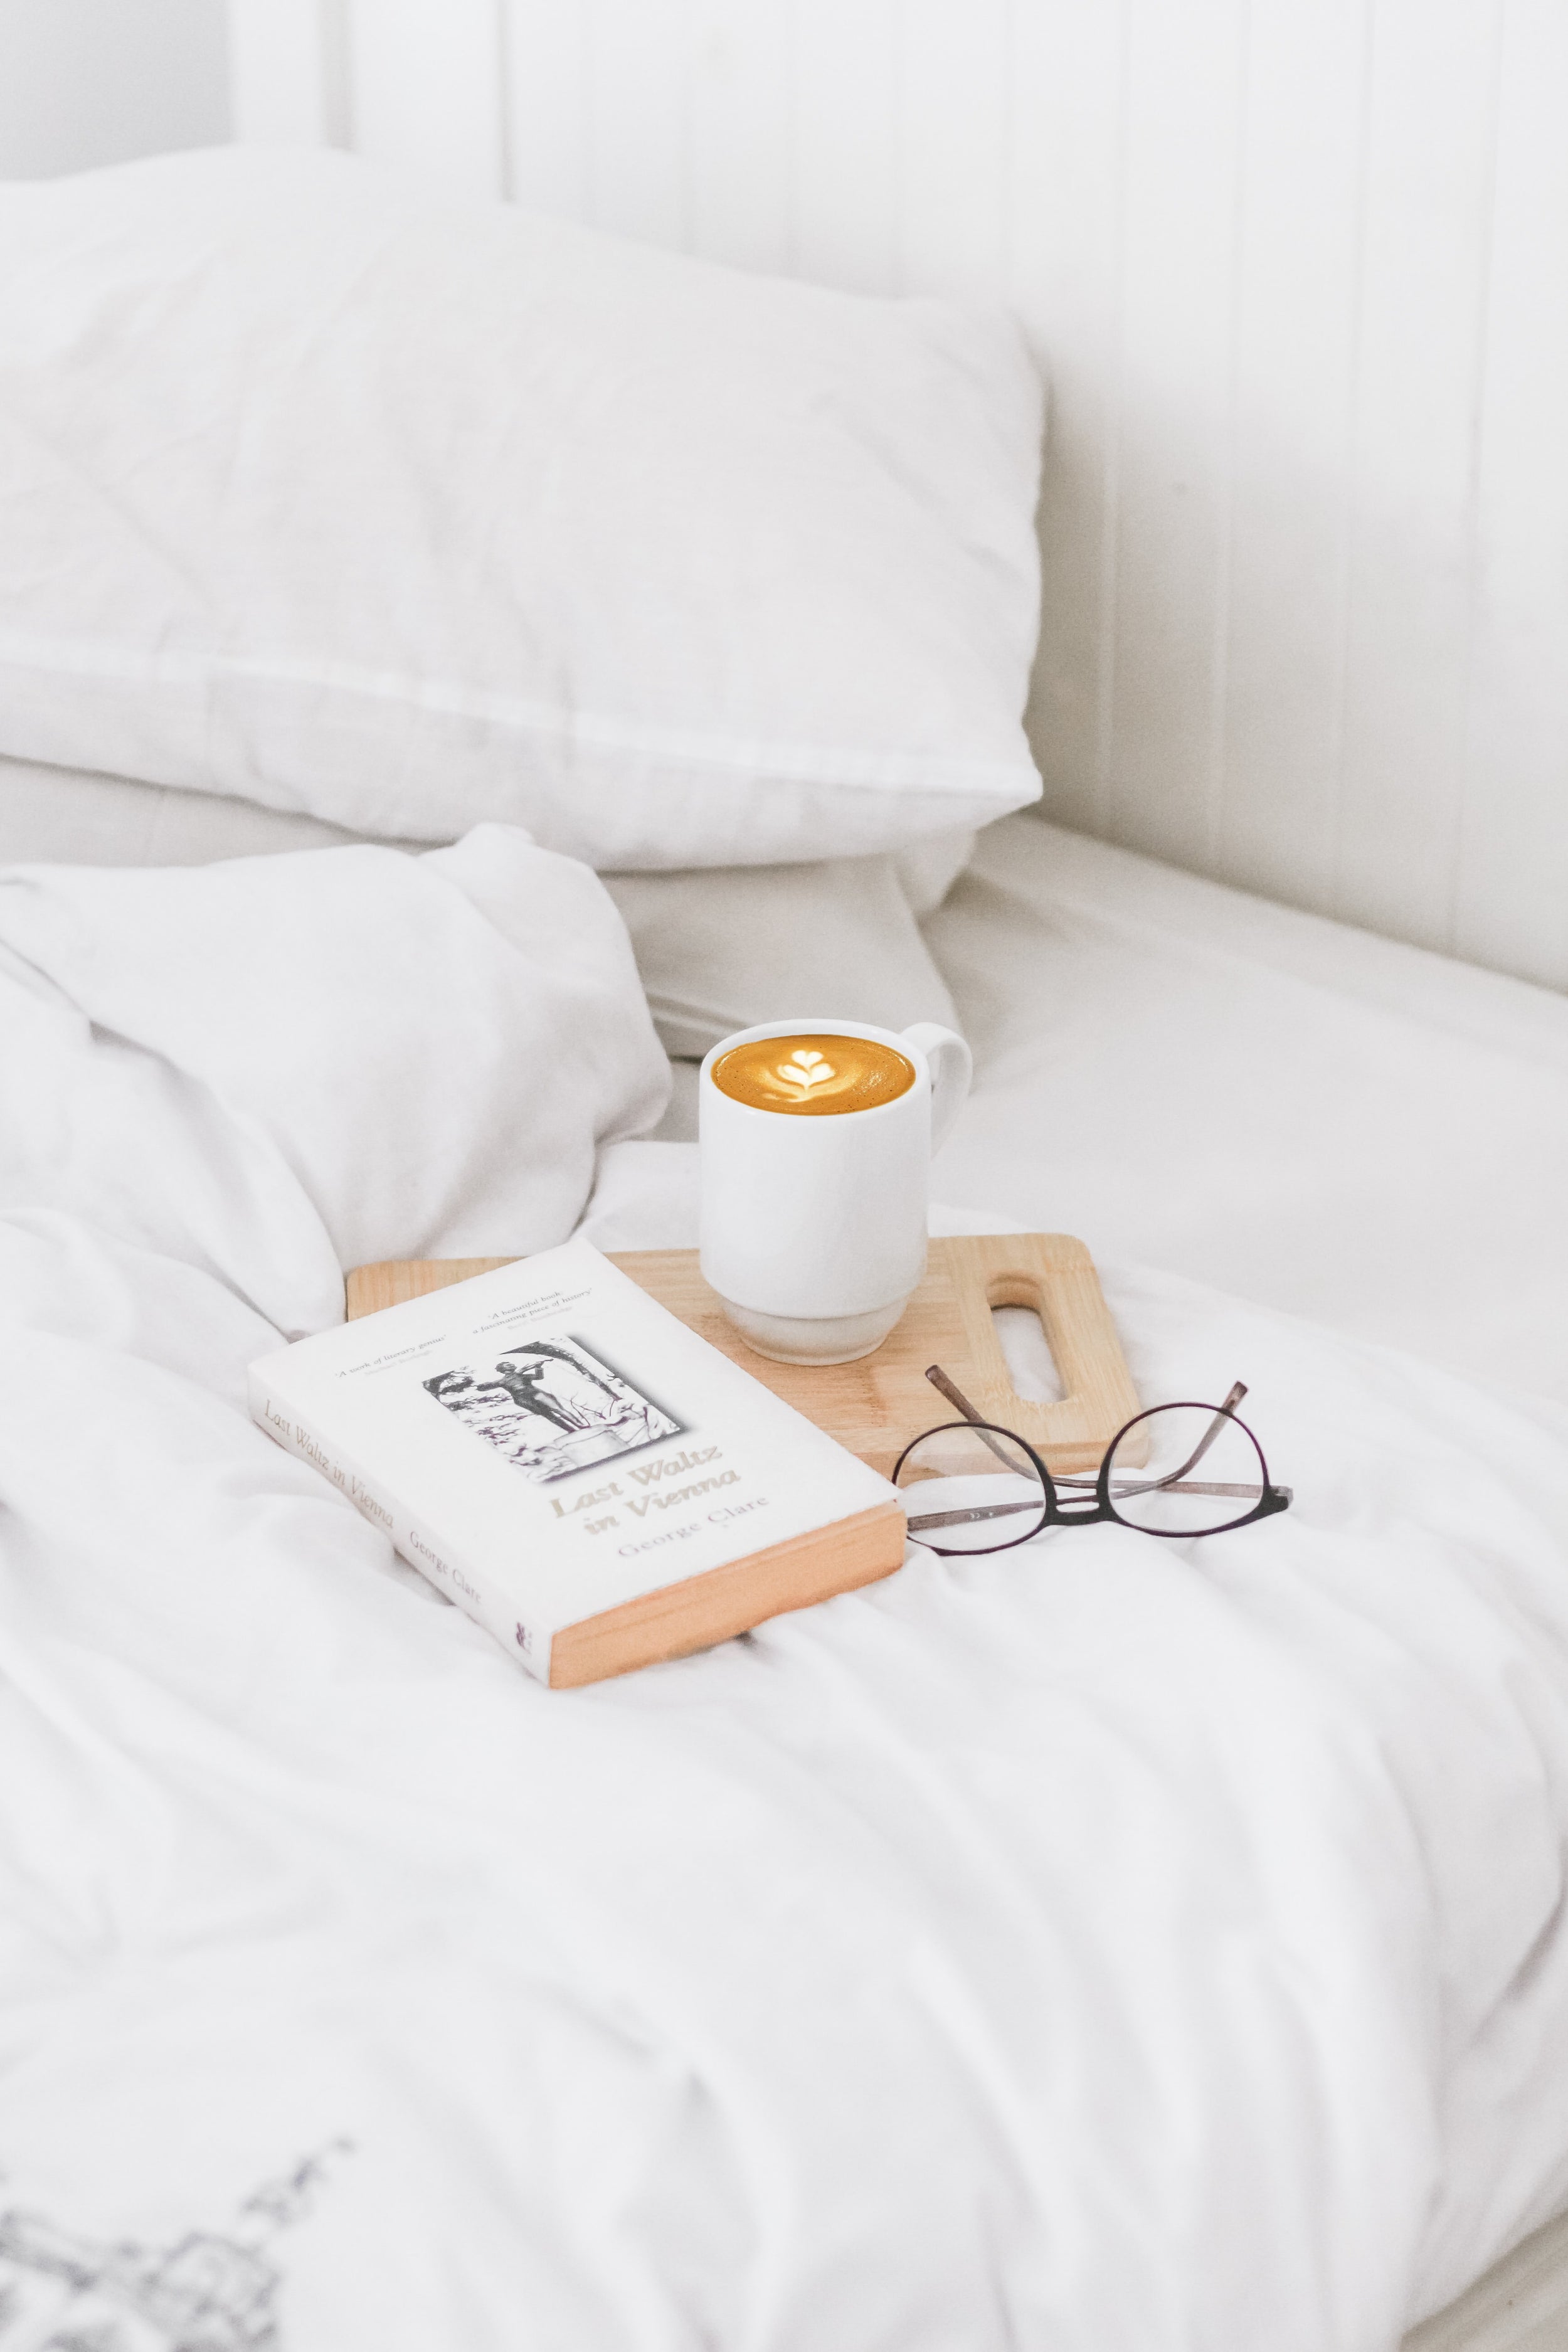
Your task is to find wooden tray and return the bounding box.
[347,1234,1141,1477]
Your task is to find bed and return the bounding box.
[4,146,1568,2352]
[5,741,1568,2351]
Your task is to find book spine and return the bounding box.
[246,1370,553,1685]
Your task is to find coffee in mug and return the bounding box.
[711,1032,916,1116]
[699,1017,973,1365]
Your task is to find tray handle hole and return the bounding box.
[990,1303,1064,1405]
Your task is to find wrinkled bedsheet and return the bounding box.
[2,834,1568,2352]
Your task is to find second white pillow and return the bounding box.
[0,150,1044,869]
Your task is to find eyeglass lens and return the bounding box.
[894,1421,1049,1554]
[1104,1404,1269,1536]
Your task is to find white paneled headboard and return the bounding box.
[228,0,1568,992]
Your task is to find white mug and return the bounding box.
[698,1017,973,1364]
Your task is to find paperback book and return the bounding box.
[248,1237,907,1687]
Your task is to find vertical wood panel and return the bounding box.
[897,0,1011,300]
[1333,0,1503,951]
[502,0,590,214]
[581,0,692,248]
[1216,0,1369,914]
[686,0,796,271]
[344,0,504,196]
[792,0,902,294]
[1106,0,1249,869]
[228,0,342,147]
[1009,3,1128,837]
[1453,0,1568,988]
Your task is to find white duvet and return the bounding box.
[3,833,1567,2352]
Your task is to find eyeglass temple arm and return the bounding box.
[924,1365,1024,1472]
[925,1364,984,1421]
[924,1366,1251,1496]
[1184,1381,1249,1472]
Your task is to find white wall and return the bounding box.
[139,3,1568,990]
[0,0,229,179]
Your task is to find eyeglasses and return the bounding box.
[893,1367,1291,1555]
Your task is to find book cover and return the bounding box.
[248,1237,906,1685]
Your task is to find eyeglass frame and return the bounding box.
[893,1367,1293,1556]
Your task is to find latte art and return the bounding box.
[711,1033,917,1116]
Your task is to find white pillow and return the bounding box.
[0,753,966,1061]
[0,827,670,1303]
[0,149,1044,869]
[600,858,959,1060]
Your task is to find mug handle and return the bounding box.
[902,1023,973,1153]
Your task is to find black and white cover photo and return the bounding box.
[422,1336,682,1483]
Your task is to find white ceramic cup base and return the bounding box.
[717,1294,912,1366]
